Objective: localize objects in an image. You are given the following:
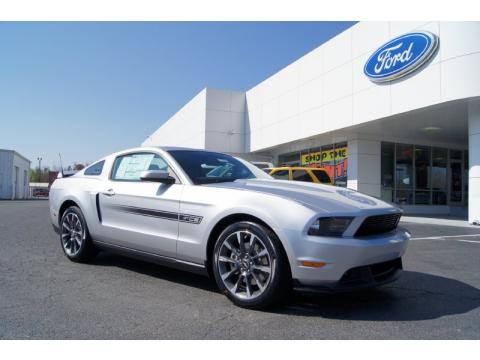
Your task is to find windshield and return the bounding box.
[168,150,257,184]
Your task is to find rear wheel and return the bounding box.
[212,221,290,309]
[60,206,96,262]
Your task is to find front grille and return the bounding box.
[355,213,401,237]
[339,258,403,286]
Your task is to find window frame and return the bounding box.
[109,151,181,184]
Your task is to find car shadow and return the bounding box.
[91,252,218,293]
[90,253,480,321]
[274,271,480,321]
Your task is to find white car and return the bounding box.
[49,147,410,308]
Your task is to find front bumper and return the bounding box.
[293,257,403,294]
[282,226,410,288]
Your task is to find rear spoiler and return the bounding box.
[56,170,77,179]
[57,152,77,178]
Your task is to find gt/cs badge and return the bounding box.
[179,214,203,224]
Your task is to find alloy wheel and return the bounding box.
[216,230,274,300]
[61,212,84,256]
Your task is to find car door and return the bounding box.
[98,151,183,258]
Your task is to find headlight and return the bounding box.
[307,217,353,237]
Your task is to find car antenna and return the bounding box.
[58,153,65,177]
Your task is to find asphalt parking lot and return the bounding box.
[1,200,479,339]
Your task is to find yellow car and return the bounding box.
[269,167,333,184]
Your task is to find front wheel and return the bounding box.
[59,206,97,263]
[212,221,290,309]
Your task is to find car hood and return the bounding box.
[204,179,400,215]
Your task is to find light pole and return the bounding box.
[37,157,42,182]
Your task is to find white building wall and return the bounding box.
[142,88,247,153]
[246,21,480,152]
[347,139,381,197]
[205,88,246,153]
[142,89,207,149]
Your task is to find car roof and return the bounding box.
[111,146,229,156]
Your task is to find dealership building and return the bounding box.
[143,22,480,224]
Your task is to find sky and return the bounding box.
[0,21,355,169]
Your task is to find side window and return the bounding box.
[111,153,177,182]
[84,160,105,176]
[312,169,332,184]
[271,170,289,180]
[292,169,314,182]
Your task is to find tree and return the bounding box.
[73,163,85,171]
[29,169,39,182]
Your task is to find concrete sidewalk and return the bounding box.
[401,215,479,228]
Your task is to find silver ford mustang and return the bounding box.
[49,147,410,308]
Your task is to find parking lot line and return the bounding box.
[410,234,480,241]
[457,239,480,244]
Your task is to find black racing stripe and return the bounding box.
[110,205,202,224]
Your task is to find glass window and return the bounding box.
[431,148,447,205]
[381,142,395,202]
[415,191,430,205]
[84,160,105,176]
[333,142,348,187]
[394,144,413,204]
[112,153,173,181]
[381,142,394,189]
[312,169,331,184]
[168,150,254,185]
[450,149,462,160]
[381,142,465,206]
[450,161,463,202]
[271,170,289,180]
[395,144,413,189]
[432,191,447,205]
[415,146,430,190]
[278,152,300,166]
[431,148,447,190]
[395,189,413,205]
[292,169,313,182]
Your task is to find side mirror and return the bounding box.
[140,170,176,184]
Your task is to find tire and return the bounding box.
[59,206,97,263]
[212,221,290,309]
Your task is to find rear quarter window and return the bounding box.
[84,160,105,176]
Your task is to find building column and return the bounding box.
[347,139,381,197]
[468,100,480,224]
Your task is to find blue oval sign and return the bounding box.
[364,31,439,83]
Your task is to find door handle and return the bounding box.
[102,189,115,197]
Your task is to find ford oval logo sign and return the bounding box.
[364,31,439,83]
